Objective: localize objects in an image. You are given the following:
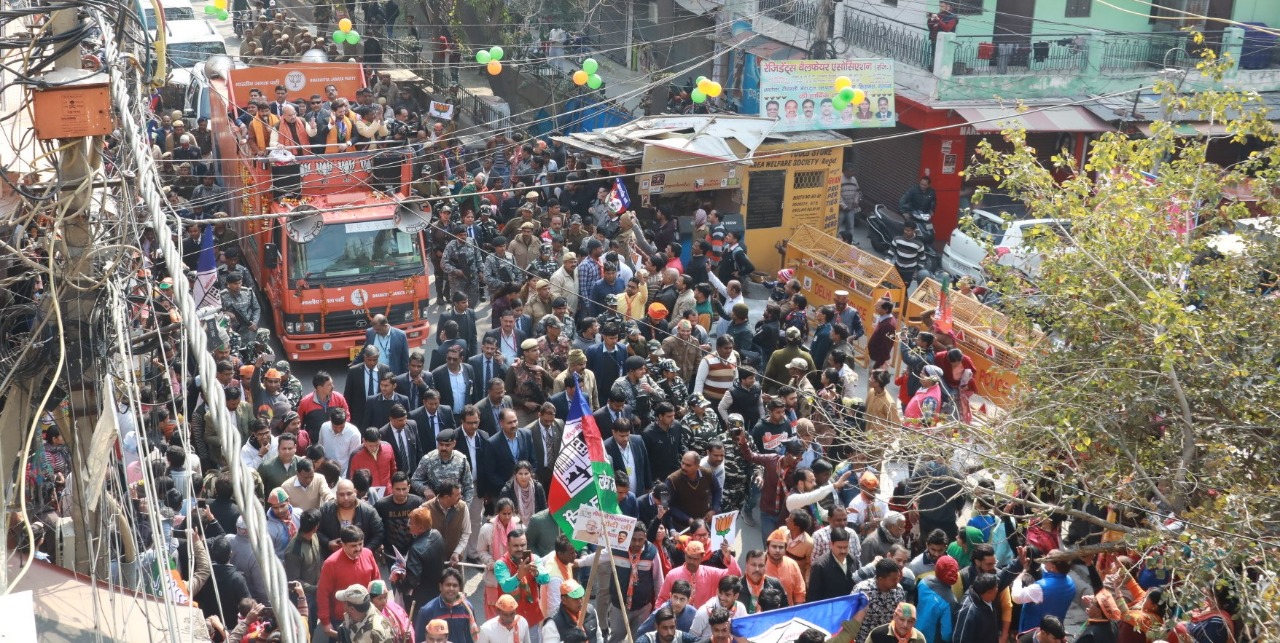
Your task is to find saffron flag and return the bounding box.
[192,225,221,311]
[935,272,954,335]
[608,177,631,215]
[550,374,621,548]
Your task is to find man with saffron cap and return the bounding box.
[478,594,532,643]
[764,527,806,606]
[655,539,741,609]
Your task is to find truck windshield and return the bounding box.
[289,221,424,287]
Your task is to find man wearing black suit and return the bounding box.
[475,378,513,436]
[430,344,475,416]
[438,292,479,357]
[524,402,563,489]
[365,372,410,430]
[548,386,572,421]
[739,550,791,614]
[806,526,859,602]
[379,405,420,474]
[484,408,534,497]
[408,389,455,447]
[483,310,529,367]
[393,349,431,412]
[593,389,635,433]
[605,419,653,495]
[345,346,393,431]
[466,337,507,404]
[585,323,627,405]
[454,404,490,559]
[429,319,470,370]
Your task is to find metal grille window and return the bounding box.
[1065,0,1091,17]
[793,170,825,190]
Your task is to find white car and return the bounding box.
[941,193,1068,283]
[140,0,197,35]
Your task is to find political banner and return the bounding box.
[758,59,896,132]
[549,374,622,548]
[710,510,739,551]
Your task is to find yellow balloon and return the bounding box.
[705,81,722,98]
[338,18,353,32]
[833,75,853,91]
[851,88,866,105]
[213,0,226,8]
[697,79,712,93]
[487,60,502,75]
[572,70,588,85]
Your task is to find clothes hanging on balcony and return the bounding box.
[977,42,995,60]
[1033,41,1049,63]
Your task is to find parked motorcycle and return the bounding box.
[868,204,940,272]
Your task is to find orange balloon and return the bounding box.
[572,70,588,85]
[487,60,502,75]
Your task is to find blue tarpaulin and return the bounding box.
[729,593,868,640]
[559,97,631,134]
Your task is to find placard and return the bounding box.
[570,505,638,549]
[758,59,896,132]
[710,510,739,551]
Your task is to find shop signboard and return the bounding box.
[758,59,895,132]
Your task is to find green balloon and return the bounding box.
[489,46,504,61]
[346,30,361,44]
[582,58,599,75]
[332,30,345,43]
[832,96,848,111]
[216,8,228,19]
[691,88,707,103]
[204,5,217,14]
[476,50,491,64]
[587,73,603,89]
[838,86,855,102]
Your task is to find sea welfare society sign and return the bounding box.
[758,59,896,132]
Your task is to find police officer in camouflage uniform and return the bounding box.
[684,398,748,512]
[475,204,501,250]
[427,207,455,305]
[442,224,483,308]
[275,359,304,410]
[529,242,560,280]
[485,236,524,300]
[220,272,260,342]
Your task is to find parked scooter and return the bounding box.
[868,204,940,272]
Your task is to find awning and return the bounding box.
[1136,121,1280,137]
[953,105,1112,133]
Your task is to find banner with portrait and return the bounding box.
[758,59,896,132]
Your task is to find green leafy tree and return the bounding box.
[956,53,1280,638]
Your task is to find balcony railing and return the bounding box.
[761,0,820,33]
[841,11,933,71]
[951,35,1089,76]
[1099,31,1193,72]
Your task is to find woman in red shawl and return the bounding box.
[934,348,978,424]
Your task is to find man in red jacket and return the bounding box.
[348,427,397,491]
[317,525,382,637]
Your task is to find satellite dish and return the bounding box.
[394,204,431,234]
[300,48,329,63]
[286,205,324,243]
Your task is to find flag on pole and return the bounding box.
[608,177,631,215]
[192,225,221,310]
[935,272,954,335]
[549,374,621,548]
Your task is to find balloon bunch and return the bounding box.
[690,75,722,104]
[831,76,865,112]
[332,18,361,45]
[476,46,505,75]
[203,0,229,20]
[571,58,603,89]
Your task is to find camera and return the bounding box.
[729,425,744,439]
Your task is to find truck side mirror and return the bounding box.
[263,243,279,269]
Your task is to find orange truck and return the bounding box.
[208,62,433,361]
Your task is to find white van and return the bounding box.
[142,0,198,34]
[165,19,228,69]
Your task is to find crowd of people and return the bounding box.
[42,62,1238,643]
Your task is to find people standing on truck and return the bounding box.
[241,102,279,156]
[221,272,260,342]
[443,224,484,308]
[321,100,357,154]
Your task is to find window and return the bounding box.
[950,0,983,15]
[793,170,825,190]
[1065,0,1091,17]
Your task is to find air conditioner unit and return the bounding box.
[53,516,75,569]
